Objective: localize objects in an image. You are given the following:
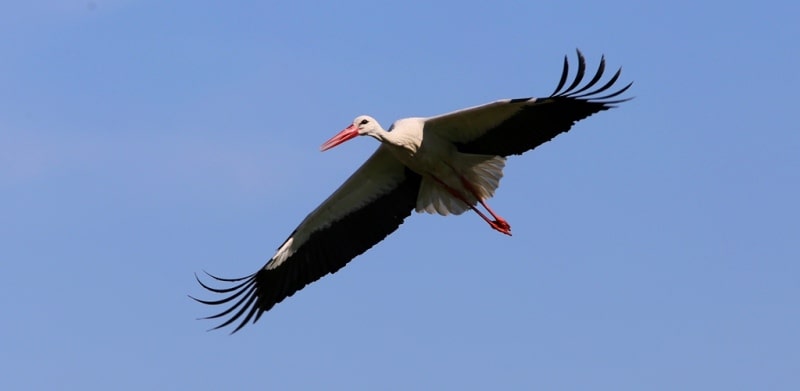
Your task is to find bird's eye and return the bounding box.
[360,119,369,125]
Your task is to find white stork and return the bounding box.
[193,50,632,333]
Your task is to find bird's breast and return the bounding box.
[387,133,456,178]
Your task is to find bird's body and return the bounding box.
[194,50,633,332]
[353,116,506,218]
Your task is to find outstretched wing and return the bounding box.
[193,146,422,333]
[424,49,632,157]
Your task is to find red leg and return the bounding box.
[453,174,511,234]
[477,199,511,232]
[429,176,511,236]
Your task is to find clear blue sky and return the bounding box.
[2,1,798,389]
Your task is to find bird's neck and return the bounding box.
[369,127,420,155]
[367,128,396,146]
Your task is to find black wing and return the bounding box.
[193,147,422,333]
[425,49,632,157]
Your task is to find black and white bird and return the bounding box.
[193,50,632,333]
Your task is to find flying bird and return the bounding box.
[193,50,632,333]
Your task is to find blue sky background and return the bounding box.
[2,1,798,389]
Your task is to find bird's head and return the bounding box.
[320,115,380,151]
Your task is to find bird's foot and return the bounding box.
[489,219,512,236]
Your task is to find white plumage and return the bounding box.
[193,50,632,333]
[416,153,506,215]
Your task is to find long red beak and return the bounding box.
[320,124,359,151]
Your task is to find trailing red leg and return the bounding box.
[429,175,511,236]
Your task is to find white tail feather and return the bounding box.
[417,179,470,215]
[415,154,506,216]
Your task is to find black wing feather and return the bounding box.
[550,55,570,97]
[192,168,422,333]
[559,49,587,95]
[456,50,632,157]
